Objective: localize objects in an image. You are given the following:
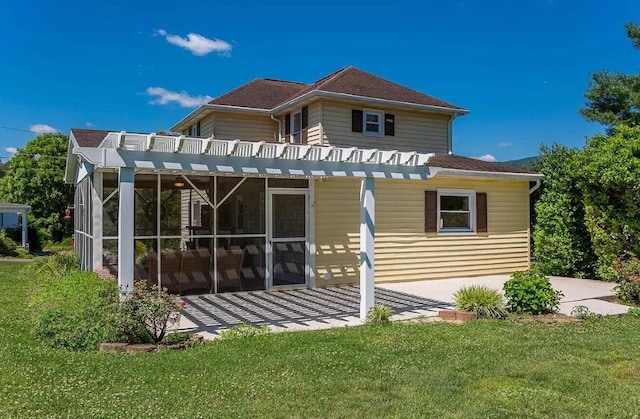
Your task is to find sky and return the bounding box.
[0,0,638,163]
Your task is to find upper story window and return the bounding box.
[284,106,308,144]
[352,109,395,137]
[364,109,384,136]
[189,121,201,137]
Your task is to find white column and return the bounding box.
[359,177,375,320]
[21,211,28,248]
[118,167,135,295]
[91,171,103,270]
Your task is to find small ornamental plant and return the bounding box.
[366,303,392,324]
[119,280,185,343]
[453,285,507,319]
[610,257,640,305]
[503,270,563,315]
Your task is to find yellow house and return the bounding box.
[65,66,540,319]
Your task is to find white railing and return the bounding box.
[99,132,433,167]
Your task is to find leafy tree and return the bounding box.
[580,22,640,130]
[532,144,595,277]
[579,125,640,274]
[0,133,73,243]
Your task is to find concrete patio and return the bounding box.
[178,275,631,339]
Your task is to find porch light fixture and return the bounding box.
[174,176,185,188]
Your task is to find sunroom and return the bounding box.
[65,130,441,319]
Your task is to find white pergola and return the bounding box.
[68,131,538,319]
[0,203,30,248]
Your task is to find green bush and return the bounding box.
[30,272,124,350]
[503,271,563,314]
[366,303,392,324]
[118,280,185,343]
[23,252,80,282]
[0,230,18,257]
[453,285,506,319]
[609,257,640,305]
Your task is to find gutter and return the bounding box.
[429,167,543,182]
[528,179,541,194]
[447,113,458,154]
[271,90,470,116]
[270,114,282,142]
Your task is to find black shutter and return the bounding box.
[301,106,308,128]
[425,191,438,232]
[476,192,487,233]
[196,121,201,137]
[285,114,291,137]
[352,109,363,132]
[384,113,395,136]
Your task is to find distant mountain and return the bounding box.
[501,156,538,169]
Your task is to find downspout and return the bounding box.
[270,114,282,142]
[528,179,541,194]
[447,112,457,155]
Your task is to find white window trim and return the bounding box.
[290,109,303,144]
[437,189,476,234]
[363,108,384,137]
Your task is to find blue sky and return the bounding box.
[0,0,637,162]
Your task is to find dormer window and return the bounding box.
[284,106,308,144]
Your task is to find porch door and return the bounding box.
[268,191,309,288]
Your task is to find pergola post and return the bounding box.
[117,167,135,296]
[21,211,28,248]
[91,171,103,270]
[359,177,375,320]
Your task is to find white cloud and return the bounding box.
[499,142,512,147]
[475,154,497,162]
[4,147,17,155]
[146,87,213,108]
[85,122,96,128]
[155,29,232,56]
[30,124,58,134]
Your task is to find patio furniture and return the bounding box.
[217,247,245,292]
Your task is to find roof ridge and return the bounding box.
[262,78,307,85]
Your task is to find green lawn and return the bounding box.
[2,260,640,418]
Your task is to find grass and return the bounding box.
[2,260,640,418]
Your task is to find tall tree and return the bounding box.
[580,23,640,130]
[0,133,73,242]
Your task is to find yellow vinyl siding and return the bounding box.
[314,177,530,286]
[200,116,214,138]
[200,112,277,142]
[306,102,322,145]
[321,100,450,153]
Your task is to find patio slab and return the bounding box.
[178,286,452,339]
[379,275,630,317]
[178,275,631,340]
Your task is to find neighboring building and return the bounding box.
[0,203,30,247]
[65,66,540,318]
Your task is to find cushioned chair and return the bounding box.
[216,247,245,292]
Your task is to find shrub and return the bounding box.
[453,285,506,319]
[24,252,80,282]
[0,230,18,257]
[30,272,123,350]
[503,271,563,314]
[570,305,602,320]
[609,257,640,305]
[627,307,640,318]
[118,281,185,343]
[366,303,392,324]
[218,323,272,340]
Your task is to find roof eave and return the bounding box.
[271,90,470,115]
[64,131,81,184]
[170,104,272,132]
[429,167,542,181]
